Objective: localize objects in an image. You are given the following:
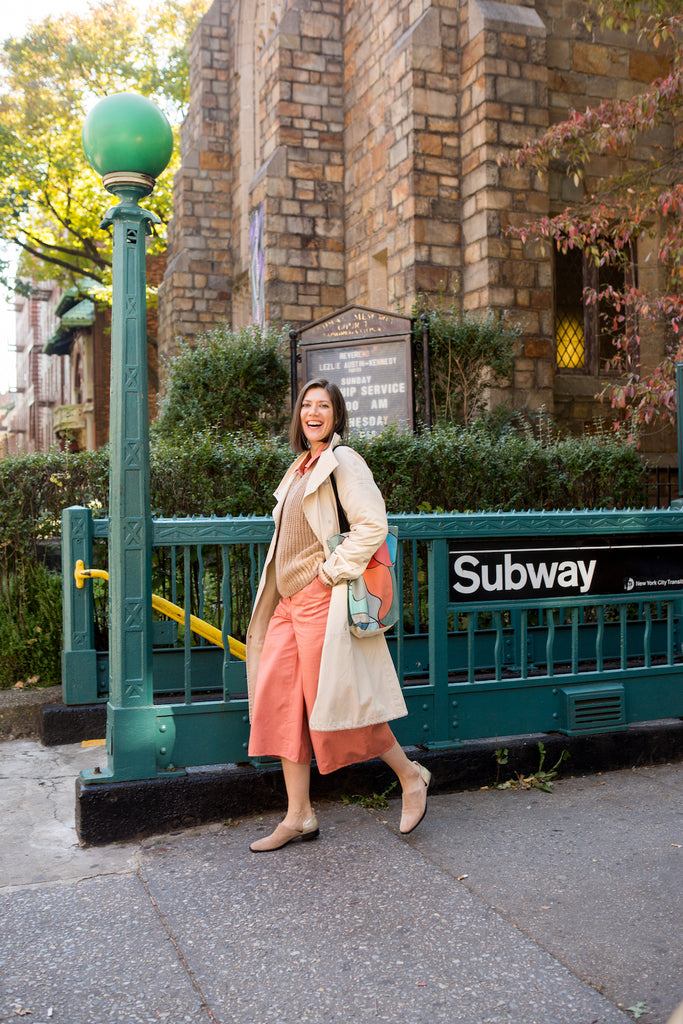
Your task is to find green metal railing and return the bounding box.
[62,505,683,783]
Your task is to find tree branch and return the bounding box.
[11,237,106,285]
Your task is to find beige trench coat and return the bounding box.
[246,435,408,732]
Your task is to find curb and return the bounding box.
[3,692,680,846]
[75,719,683,846]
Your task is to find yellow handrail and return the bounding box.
[74,560,246,661]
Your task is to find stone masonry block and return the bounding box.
[414,88,457,118]
[469,0,545,40]
[495,77,539,106]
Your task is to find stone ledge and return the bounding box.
[0,689,106,746]
[0,686,63,741]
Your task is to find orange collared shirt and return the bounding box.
[296,443,328,477]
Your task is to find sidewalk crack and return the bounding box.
[137,870,218,1023]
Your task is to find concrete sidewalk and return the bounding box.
[0,739,681,1024]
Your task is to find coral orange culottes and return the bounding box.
[248,576,395,774]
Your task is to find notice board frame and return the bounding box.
[295,304,414,434]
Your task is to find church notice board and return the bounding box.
[297,305,413,434]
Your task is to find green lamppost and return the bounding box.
[81,93,173,781]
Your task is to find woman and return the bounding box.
[246,378,431,852]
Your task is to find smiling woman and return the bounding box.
[295,385,339,455]
[245,377,433,852]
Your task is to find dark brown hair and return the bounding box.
[289,378,347,452]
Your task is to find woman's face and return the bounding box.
[300,387,335,453]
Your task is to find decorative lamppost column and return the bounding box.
[81,93,173,781]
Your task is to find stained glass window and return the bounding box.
[555,245,635,374]
[555,247,585,369]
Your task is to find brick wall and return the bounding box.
[459,0,552,410]
[344,3,462,311]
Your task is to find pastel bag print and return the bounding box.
[328,526,400,637]
[348,527,400,635]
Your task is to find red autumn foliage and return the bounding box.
[502,0,683,441]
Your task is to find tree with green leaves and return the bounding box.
[504,0,683,441]
[0,0,208,297]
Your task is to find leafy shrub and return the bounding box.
[150,432,292,516]
[156,323,290,437]
[0,447,109,581]
[0,448,109,689]
[0,563,63,688]
[412,294,521,427]
[350,420,646,513]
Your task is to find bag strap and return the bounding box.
[329,466,351,534]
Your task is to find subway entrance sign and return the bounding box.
[449,532,683,603]
[296,305,413,433]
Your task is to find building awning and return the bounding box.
[44,325,72,356]
[60,298,95,328]
[54,288,80,318]
[44,298,96,355]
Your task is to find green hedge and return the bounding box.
[0,427,646,546]
[0,426,648,688]
[350,424,647,513]
[153,424,647,516]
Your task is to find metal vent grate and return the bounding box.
[559,685,627,735]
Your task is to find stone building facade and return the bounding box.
[158,0,674,455]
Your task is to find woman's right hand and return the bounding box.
[318,565,334,587]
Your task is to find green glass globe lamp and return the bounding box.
[82,92,173,199]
